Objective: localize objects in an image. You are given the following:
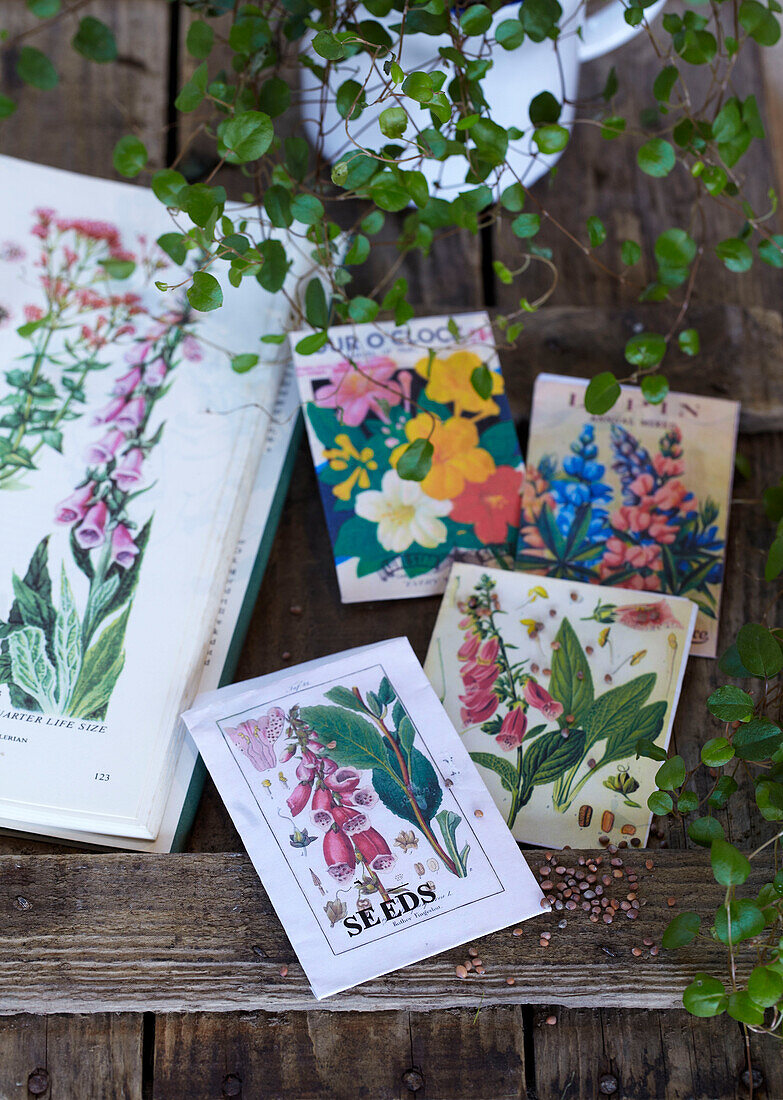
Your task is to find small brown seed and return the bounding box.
[599,835,610,847]
[627,909,638,920]
[289,604,302,615]
[621,824,636,835]
[601,810,615,833]
[475,965,486,974]
[612,869,623,879]
[630,838,641,847]
[539,938,549,948]
[610,857,623,867]
[545,1015,557,1026]
[281,651,291,660]
[469,947,478,957]
[555,865,566,875]
[513,927,524,936]
[280,964,289,978]
[643,938,653,947]
[474,809,484,819]
[650,945,659,956]
[632,947,643,957]
[473,957,483,966]
[541,880,554,891]
[590,914,599,923]
[456,965,468,979]
[506,976,516,986]
[602,913,613,924]
[541,932,551,940]
[645,859,654,871]
[667,896,676,907]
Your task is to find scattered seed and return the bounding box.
[555,865,566,875]
[513,927,524,936]
[281,651,291,660]
[645,859,654,871]
[473,957,483,966]
[545,1015,557,1026]
[541,880,554,891]
[667,896,676,907]
[632,947,643,957]
[279,964,289,978]
[468,947,478,957]
[602,913,613,924]
[506,976,516,986]
[599,835,610,847]
[543,668,551,676]
[541,932,551,941]
[643,938,653,947]
[650,945,659,956]
[586,645,594,654]
[627,910,638,920]
[539,938,549,948]
[630,838,641,847]
[604,674,612,683]
[289,604,302,615]
[474,809,484,819]
[456,965,468,979]
[475,966,486,975]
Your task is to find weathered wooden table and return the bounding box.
[1,3,783,1097]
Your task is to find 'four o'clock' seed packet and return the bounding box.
[424,564,697,849]
[182,637,544,1000]
[291,312,524,603]
[515,374,739,658]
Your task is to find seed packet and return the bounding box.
[424,564,697,849]
[515,374,739,657]
[291,312,524,602]
[182,637,544,1000]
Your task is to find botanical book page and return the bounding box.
[515,374,739,658]
[292,312,524,602]
[0,156,299,840]
[425,564,697,848]
[182,638,544,999]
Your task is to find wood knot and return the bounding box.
[598,1073,619,1095]
[222,1073,242,1098]
[401,1067,424,1092]
[28,1069,49,1095]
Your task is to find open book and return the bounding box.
[0,156,315,850]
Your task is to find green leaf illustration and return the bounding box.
[435,809,469,877]
[372,742,442,828]
[323,685,367,714]
[8,625,58,711]
[299,703,388,771]
[397,714,416,768]
[54,568,82,711]
[522,727,586,786]
[69,606,131,719]
[469,751,519,793]
[600,700,667,768]
[549,618,594,725]
[582,673,656,751]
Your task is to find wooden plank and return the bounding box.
[496,304,783,433]
[0,1013,143,1099]
[0,0,171,172]
[0,849,773,1014]
[153,1007,525,1099]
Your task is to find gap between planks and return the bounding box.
[0,849,774,1014]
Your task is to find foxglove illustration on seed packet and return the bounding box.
[425,564,697,849]
[182,638,544,1000]
[515,374,739,658]
[291,313,524,603]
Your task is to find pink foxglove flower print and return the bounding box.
[495,706,527,751]
[54,482,94,525]
[112,448,144,492]
[143,357,168,387]
[92,396,127,426]
[75,502,108,549]
[115,396,145,433]
[523,680,564,721]
[86,429,124,465]
[323,827,356,883]
[113,366,143,396]
[109,524,140,569]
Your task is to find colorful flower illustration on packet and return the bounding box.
[303,348,524,582]
[515,422,725,619]
[0,208,202,720]
[453,573,673,830]
[225,674,471,913]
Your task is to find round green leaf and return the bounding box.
[533,124,569,153]
[736,623,783,678]
[402,71,434,104]
[710,838,751,886]
[16,46,58,90]
[397,438,434,482]
[759,235,783,268]
[231,353,259,374]
[655,227,697,268]
[511,213,540,238]
[529,91,561,126]
[733,717,782,762]
[151,169,187,207]
[379,106,408,139]
[727,991,765,1026]
[304,277,329,329]
[72,16,117,62]
[739,0,781,45]
[707,684,754,723]
[586,215,606,248]
[311,30,346,60]
[662,911,701,949]
[471,364,493,400]
[715,237,753,273]
[700,737,735,768]
[584,371,620,414]
[348,296,379,323]
[655,754,686,791]
[678,790,699,814]
[496,18,525,48]
[678,328,700,356]
[687,815,724,846]
[648,789,673,815]
[258,76,291,119]
[748,965,783,1007]
[186,19,214,59]
[112,135,147,179]
[637,138,676,177]
[0,94,17,119]
[641,374,669,405]
[336,79,365,121]
[291,194,324,225]
[217,111,274,164]
[263,185,293,229]
[187,271,223,313]
[257,239,289,293]
[157,233,188,266]
[625,332,666,369]
[621,239,641,266]
[460,3,492,34]
[683,974,727,1018]
[26,0,61,15]
[295,331,329,355]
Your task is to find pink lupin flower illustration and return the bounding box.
[86,429,124,465]
[91,396,126,426]
[75,501,108,549]
[353,827,396,871]
[287,780,313,817]
[54,481,94,525]
[112,448,144,492]
[109,524,139,569]
[113,366,142,396]
[495,706,528,752]
[115,396,145,433]
[523,679,564,721]
[143,357,168,387]
[323,827,356,882]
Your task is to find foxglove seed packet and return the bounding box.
[291,312,524,603]
[182,637,544,1000]
[515,374,739,658]
[425,564,697,849]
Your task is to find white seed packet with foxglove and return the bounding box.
[182,637,544,1000]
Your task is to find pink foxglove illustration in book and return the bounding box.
[0,207,202,719]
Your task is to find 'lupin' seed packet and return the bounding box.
[291,312,524,603]
[424,564,697,849]
[182,637,544,1000]
[515,374,739,658]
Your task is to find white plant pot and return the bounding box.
[299,0,666,196]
